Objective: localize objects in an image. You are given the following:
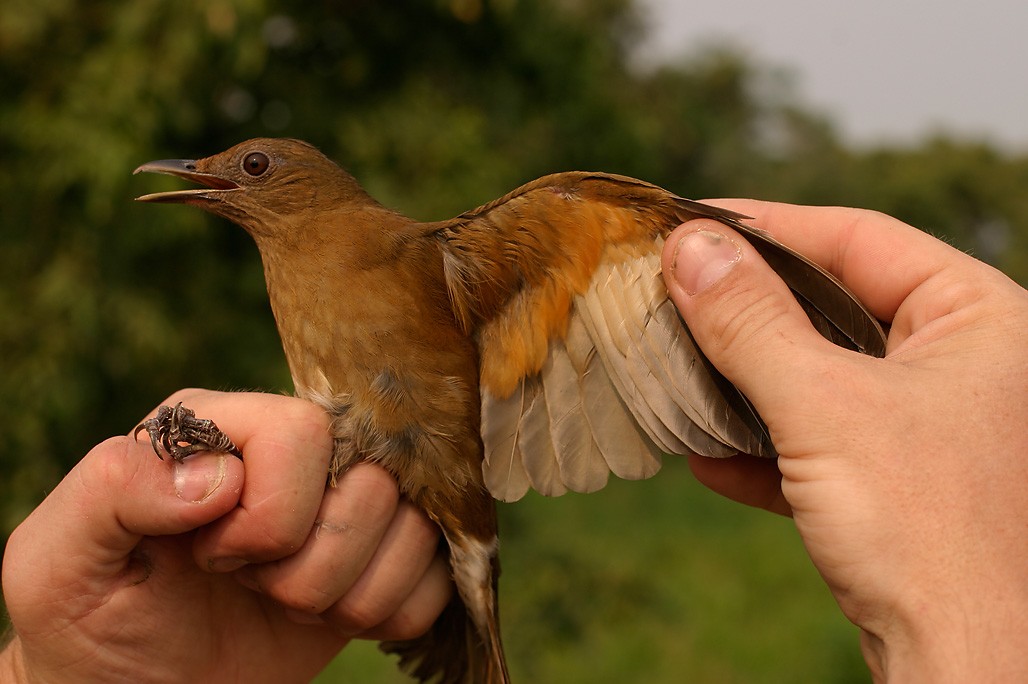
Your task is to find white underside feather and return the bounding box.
[480,243,756,502]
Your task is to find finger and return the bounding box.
[701,199,979,323]
[183,391,334,568]
[4,436,244,599]
[231,464,405,613]
[687,454,791,516]
[321,501,444,637]
[356,551,453,641]
[661,220,840,412]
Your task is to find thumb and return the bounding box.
[4,437,245,597]
[661,219,830,411]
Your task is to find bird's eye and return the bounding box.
[242,152,270,176]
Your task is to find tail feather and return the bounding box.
[380,595,474,683]
[381,521,509,683]
[380,589,509,683]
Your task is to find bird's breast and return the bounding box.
[263,253,486,495]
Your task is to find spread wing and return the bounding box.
[433,172,886,502]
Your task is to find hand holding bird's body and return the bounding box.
[135,139,884,683]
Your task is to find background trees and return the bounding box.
[2,1,1024,680]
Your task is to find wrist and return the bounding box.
[861,593,1028,682]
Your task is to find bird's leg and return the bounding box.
[134,401,243,462]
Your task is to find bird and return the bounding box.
[134,138,886,683]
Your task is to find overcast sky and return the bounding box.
[637,0,1028,151]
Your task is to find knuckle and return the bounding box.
[372,605,435,641]
[330,593,391,634]
[256,394,334,453]
[706,283,793,357]
[264,393,332,431]
[335,464,401,518]
[268,581,336,614]
[224,504,314,561]
[80,436,149,494]
[396,502,442,549]
[248,516,311,558]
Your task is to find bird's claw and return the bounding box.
[133,402,243,462]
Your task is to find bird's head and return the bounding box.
[134,138,372,237]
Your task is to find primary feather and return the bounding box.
[437,172,886,502]
[136,139,887,683]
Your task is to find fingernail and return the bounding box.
[174,454,228,502]
[672,229,742,295]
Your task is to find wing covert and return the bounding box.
[434,172,886,501]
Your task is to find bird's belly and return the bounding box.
[284,315,485,497]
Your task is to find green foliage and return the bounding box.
[1,0,1025,680]
[319,461,867,684]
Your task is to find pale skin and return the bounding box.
[0,389,451,684]
[3,203,1026,682]
[662,201,1028,682]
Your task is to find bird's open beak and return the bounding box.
[133,159,239,203]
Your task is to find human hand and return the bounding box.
[1,389,450,683]
[661,202,1028,681]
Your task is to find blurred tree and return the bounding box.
[1,0,1025,681]
[1,0,654,533]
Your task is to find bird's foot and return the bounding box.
[134,402,243,462]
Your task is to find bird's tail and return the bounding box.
[380,589,510,683]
